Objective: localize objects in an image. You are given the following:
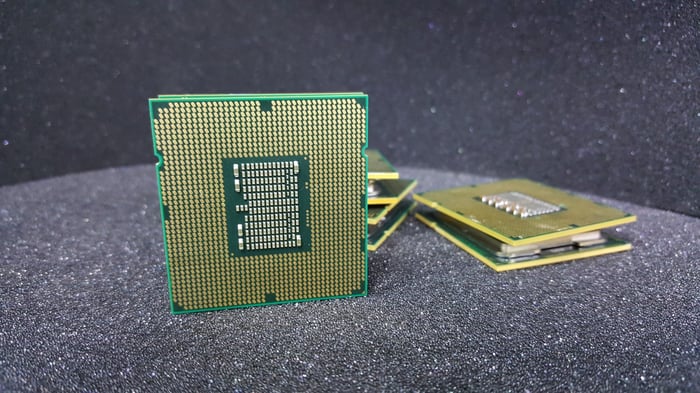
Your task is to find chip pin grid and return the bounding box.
[150,93,368,313]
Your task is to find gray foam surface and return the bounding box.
[1,165,698,391]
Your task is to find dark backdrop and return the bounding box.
[1,1,698,216]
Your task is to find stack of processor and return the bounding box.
[413,179,637,271]
[367,149,417,251]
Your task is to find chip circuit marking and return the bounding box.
[225,157,310,255]
[228,158,307,253]
[481,191,561,218]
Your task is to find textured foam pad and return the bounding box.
[1,165,698,391]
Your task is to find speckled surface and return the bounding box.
[1,165,698,391]
[1,2,699,216]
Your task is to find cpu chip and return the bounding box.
[367,149,399,180]
[414,179,636,271]
[149,93,368,312]
[367,179,417,223]
[368,178,418,206]
[368,200,414,251]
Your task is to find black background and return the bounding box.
[1,1,698,216]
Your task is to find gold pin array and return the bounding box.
[151,96,367,311]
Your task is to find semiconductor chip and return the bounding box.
[149,93,368,312]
